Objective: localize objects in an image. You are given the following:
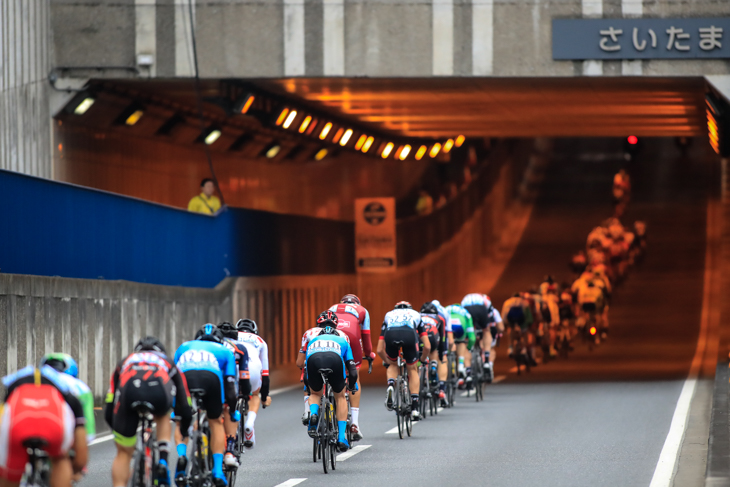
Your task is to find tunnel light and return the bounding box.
[627,135,638,145]
[332,128,344,144]
[314,148,328,161]
[455,135,465,147]
[443,139,455,153]
[305,118,318,135]
[362,136,375,153]
[429,143,442,158]
[73,96,95,115]
[381,142,394,159]
[319,122,333,140]
[398,145,411,160]
[275,108,289,126]
[125,109,144,126]
[299,116,312,133]
[339,129,353,146]
[204,129,222,145]
[265,143,281,158]
[283,110,298,129]
[234,94,256,114]
[415,145,427,160]
[355,135,367,151]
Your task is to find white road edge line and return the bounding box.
[385,426,399,434]
[274,479,307,487]
[89,434,115,446]
[269,384,301,396]
[337,444,371,461]
[649,201,715,487]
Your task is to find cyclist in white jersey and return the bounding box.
[235,319,270,449]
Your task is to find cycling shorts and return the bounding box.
[248,357,262,392]
[427,331,440,354]
[184,370,223,420]
[383,327,419,365]
[112,378,172,447]
[582,303,597,313]
[506,307,528,331]
[464,304,489,330]
[0,384,75,482]
[306,352,345,393]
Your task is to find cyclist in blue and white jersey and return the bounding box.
[174,325,238,487]
[377,301,430,421]
[299,311,358,452]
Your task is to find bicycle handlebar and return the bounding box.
[367,357,373,374]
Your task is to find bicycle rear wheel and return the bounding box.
[330,414,337,471]
[129,449,144,487]
[395,377,404,439]
[312,436,318,463]
[321,398,329,474]
[402,381,412,437]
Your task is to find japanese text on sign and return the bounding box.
[553,18,730,60]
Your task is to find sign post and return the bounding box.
[355,198,396,273]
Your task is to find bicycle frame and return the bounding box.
[130,408,157,487]
[313,371,338,474]
[21,443,50,487]
[186,392,213,487]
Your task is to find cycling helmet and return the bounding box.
[483,295,493,309]
[40,353,79,378]
[340,294,361,305]
[318,325,339,336]
[394,301,412,310]
[236,318,258,335]
[218,321,238,339]
[317,310,338,327]
[420,302,438,314]
[134,336,166,354]
[195,324,224,343]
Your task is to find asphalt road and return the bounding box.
[81,137,715,487]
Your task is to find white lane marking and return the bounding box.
[336,444,371,461]
[269,384,301,396]
[89,434,114,446]
[385,426,398,434]
[437,407,444,413]
[649,201,715,487]
[274,479,307,487]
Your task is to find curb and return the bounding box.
[706,362,730,487]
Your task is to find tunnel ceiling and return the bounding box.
[262,77,706,138]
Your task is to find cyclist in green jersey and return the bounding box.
[445,304,475,389]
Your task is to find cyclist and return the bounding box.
[577,280,605,343]
[105,336,192,487]
[419,302,448,404]
[461,293,503,382]
[298,316,349,426]
[328,294,374,441]
[501,293,536,366]
[0,365,88,487]
[378,301,430,420]
[301,313,358,452]
[445,303,475,389]
[174,325,237,487]
[236,318,271,449]
[217,322,252,468]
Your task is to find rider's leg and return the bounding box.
[49,455,73,487]
[111,443,135,487]
[208,415,226,479]
[154,412,172,468]
[428,350,439,385]
[308,387,323,418]
[334,389,350,448]
[406,362,420,412]
[350,374,361,430]
[246,388,260,435]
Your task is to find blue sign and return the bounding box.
[553,18,730,60]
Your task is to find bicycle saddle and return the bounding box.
[189,388,207,397]
[22,438,48,451]
[319,368,334,375]
[392,340,404,346]
[130,401,154,416]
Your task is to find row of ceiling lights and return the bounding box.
[66,89,466,162]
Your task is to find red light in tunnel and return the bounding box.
[627,135,638,145]
[589,326,597,336]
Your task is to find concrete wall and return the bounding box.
[1,0,52,178]
[0,139,533,399]
[49,0,730,79]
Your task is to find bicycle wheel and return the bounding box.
[312,436,318,463]
[225,465,237,487]
[330,412,337,471]
[402,381,412,437]
[395,377,404,439]
[321,398,329,474]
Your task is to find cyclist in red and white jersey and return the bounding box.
[329,294,375,441]
[235,319,270,449]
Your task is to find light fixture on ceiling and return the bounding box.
[455,135,465,147]
[362,136,375,153]
[314,148,328,161]
[283,110,298,129]
[355,135,367,151]
[299,116,312,133]
[198,126,222,145]
[264,142,281,158]
[234,93,256,114]
[381,142,394,159]
[339,129,353,146]
[275,108,289,126]
[319,122,332,140]
[66,92,96,115]
[429,143,442,158]
[115,103,145,126]
[415,145,427,160]
[443,138,455,153]
[398,145,411,160]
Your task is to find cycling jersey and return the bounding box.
[329,302,372,366]
[2,366,85,424]
[381,308,426,334]
[105,351,192,447]
[461,293,489,307]
[431,300,451,333]
[305,334,355,393]
[445,304,475,349]
[175,340,237,404]
[381,308,427,365]
[52,372,96,442]
[237,332,270,398]
[222,337,251,396]
[420,312,447,359]
[578,286,604,306]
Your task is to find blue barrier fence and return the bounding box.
[0,170,354,287]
